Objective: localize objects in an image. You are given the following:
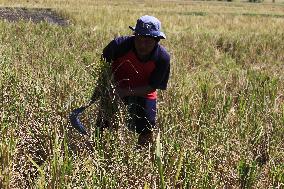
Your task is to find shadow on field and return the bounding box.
[0,7,70,26]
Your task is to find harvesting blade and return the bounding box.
[69,106,88,135]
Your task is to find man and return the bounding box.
[97,15,170,146]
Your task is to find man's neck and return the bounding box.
[136,53,151,62]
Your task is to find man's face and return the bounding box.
[134,35,157,58]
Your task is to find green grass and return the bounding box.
[0,0,284,188]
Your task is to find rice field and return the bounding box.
[0,0,284,188]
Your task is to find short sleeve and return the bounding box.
[101,36,134,63]
[102,40,117,63]
[149,47,170,90]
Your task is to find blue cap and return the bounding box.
[129,15,166,39]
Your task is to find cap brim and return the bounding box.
[129,26,166,39]
[159,32,166,39]
[129,26,135,31]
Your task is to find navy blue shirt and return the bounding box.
[102,36,170,91]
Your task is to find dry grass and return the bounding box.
[0,0,284,188]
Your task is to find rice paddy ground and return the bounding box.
[0,0,284,188]
[0,7,69,26]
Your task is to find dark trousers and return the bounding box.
[96,96,156,134]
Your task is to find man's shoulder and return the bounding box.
[111,36,134,57]
[113,36,134,46]
[158,45,170,58]
[154,44,170,63]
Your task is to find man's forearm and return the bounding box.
[117,86,155,98]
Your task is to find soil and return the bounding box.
[0,7,70,26]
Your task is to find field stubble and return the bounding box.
[0,0,284,188]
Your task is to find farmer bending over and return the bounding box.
[96,15,170,146]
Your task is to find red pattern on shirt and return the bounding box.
[112,50,157,99]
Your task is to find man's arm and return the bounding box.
[149,47,170,90]
[115,86,155,98]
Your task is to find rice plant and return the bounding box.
[0,0,284,188]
